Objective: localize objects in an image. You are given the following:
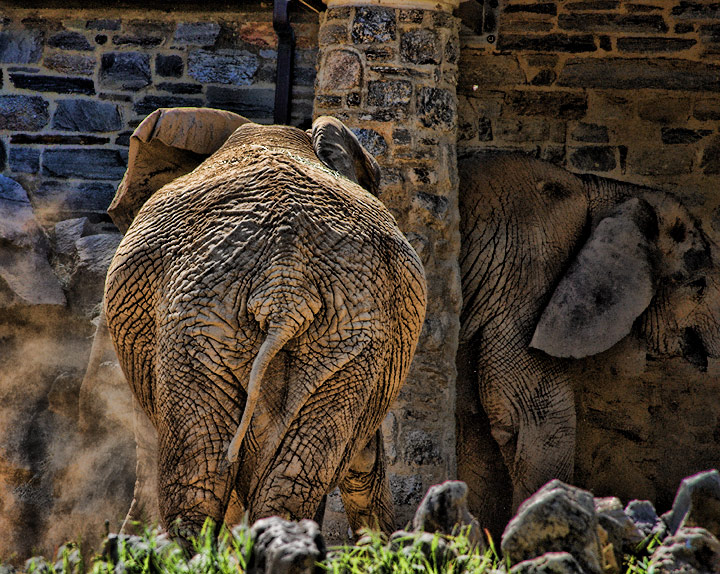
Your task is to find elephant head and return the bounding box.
[103,107,425,543]
[456,151,720,536]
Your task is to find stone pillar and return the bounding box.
[314,0,461,533]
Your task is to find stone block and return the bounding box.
[320,49,362,90]
[391,473,425,507]
[495,118,550,142]
[352,128,388,156]
[672,2,720,19]
[85,19,120,30]
[42,149,127,180]
[133,95,203,117]
[100,52,151,89]
[112,35,163,48]
[366,47,395,61]
[0,95,49,131]
[695,98,720,121]
[649,527,720,574]
[617,37,697,52]
[504,2,557,15]
[238,22,278,49]
[352,7,396,44]
[0,140,4,172]
[319,23,348,45]
[173,22,220,46]
[156,82,202,94]
[630,146,695,176]
[661,128,711,145]
[187,50,259,85]
[36,180,117,212]
[9,148,40,174]
[401,28,440,65]
[155,54,183,78]
[498,34,597,52]
[0,30,42,63]
[572,122,609,143]
[10,73,95,95]
[505,90,587,120]
[558,58,720,91]
[368,80,413,108]
[43,53,95,76]
[638,95,692,122]
[206,86,274,120]
[47,31,92,51]
[12,134,109,145]
[559,14,668,33]
[417,87,456,129]
[569,146,616,172]
[52,100,122,132]
[458,52,525,91]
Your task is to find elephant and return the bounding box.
[456,150,720,534]
[102,107,427,541]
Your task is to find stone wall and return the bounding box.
[0,4,318,223]
[459,0,720,226]
[457,0,720,512]
[314,4,462,534]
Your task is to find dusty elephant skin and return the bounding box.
[456,151,720,536]
[103,108,427,541]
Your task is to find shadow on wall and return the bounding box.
[0,174,135,563]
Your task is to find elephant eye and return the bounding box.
[669,219,687,243]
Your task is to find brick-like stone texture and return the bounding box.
[316,4,461,541]
[1,7,318,223]
[458,0,720,515]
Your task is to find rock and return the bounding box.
[649,527,720,574]
[0,95,49,131]
[501,480,605,574]
[9,147,41,174]
[187,50,259,85]
[42,149,127,180]
[0,30,43,63]
[247,517,326,574]
[663,470,720,540]
[52,100,123,132]
[413,481,482,546]
[625,499,660,539]
[0,176,66,307]
[509,552,585,574]
[100,52,151,90]
[156,54,183,78]
[594,497,644,561]
[23,556,51,574]
[66,234,121,316]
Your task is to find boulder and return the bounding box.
[501,480,605,574]
[624,499,660,539]
[594,497,643,565]
[663,470,720,539]
[247,517,326,574]
[413,480,482,546]
[388,530,457,569]
[509,552,585,574]
[649,527,720,574]
[0,176,65,308]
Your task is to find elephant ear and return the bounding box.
[108,107,250,233]
[311,116,381,197]
[531,197,659,359]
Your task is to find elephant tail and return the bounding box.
[226,321,298,463]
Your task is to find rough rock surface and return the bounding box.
[663,470,720,539]
[594,496,643,565]
[649,527,720,574]
[248,517,326,574]
[412,480,482,546]
[501,480,605,574]
[509,552,585,574]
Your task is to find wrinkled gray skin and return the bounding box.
[102,108,427,541]
[457,151,720,535]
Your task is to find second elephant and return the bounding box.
[457,151,720,534]
[103,108,427,540]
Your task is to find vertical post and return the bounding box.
[274,0,295,125]
[315,0,461,531]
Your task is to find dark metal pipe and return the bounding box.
[273,0,295,125]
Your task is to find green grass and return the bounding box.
[18,521,658,574]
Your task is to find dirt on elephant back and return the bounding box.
[571,334,720,513]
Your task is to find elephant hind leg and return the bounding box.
[339,429,394,535]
